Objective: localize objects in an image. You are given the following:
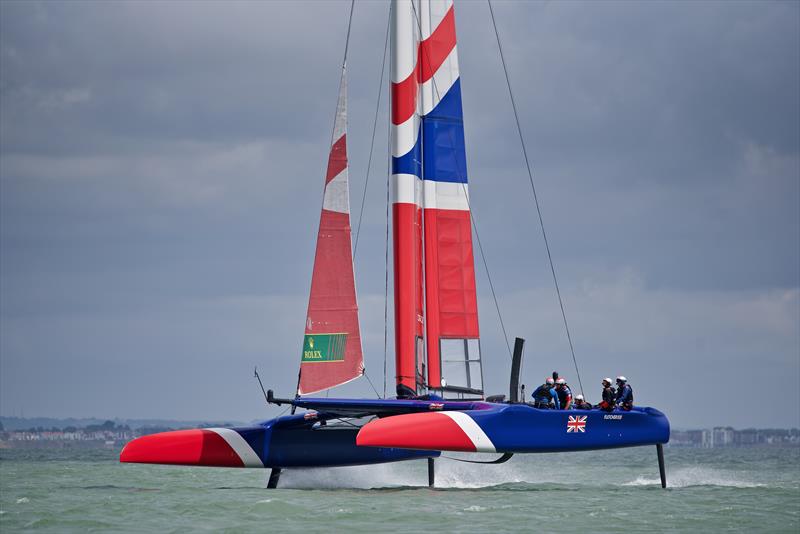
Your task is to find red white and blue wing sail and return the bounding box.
[392,0,481,395]
[299,67,364,395]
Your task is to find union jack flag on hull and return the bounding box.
[567,415,587,433]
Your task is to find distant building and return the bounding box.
[735,429,760,446]
[714,426,735,446]
[669,427,798,448]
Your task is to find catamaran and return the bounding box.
[120,0,670,489]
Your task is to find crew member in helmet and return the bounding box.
[531,377,559,409]
[615,376,634,410]
[573,394,592,410]
[555,378,573,410]
[596,378,616,411]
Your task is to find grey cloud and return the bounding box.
[1,1,797,428]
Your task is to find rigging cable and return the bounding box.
[409,2,513,360]
[487,0,584,396]
[461,181,513,360]
[341,0,355,68]
[344,3,392,399]
[353,10,391,259]
[363,369,382,399]
[382,3,394,399]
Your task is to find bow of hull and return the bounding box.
[120,415,436,469]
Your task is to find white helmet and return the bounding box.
[576,394,584,401]
[556,378,566,385]
[616,376,627,383]
[602,377,612,385]
[546,377,555,386]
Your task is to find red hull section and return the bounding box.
[120,429,244,467]
[357,412,477,452]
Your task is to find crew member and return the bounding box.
[555,378,573,410]
[532,377,559,409]
[596,378,616,411]
[616,376,634,410]
[573,394,592,410]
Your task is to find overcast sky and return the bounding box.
[1,0,798,429]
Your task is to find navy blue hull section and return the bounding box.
[264,426,435,468]
[472,405,670,453]
[259,415,436,468]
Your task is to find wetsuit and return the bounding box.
[616,384,634,410]
[597,386,616,411]
[574,400,592,410]
[556,385,573,410]
[532,383,560,409]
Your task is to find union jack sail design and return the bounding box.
[299,66,364,395]
[392,0,481,395]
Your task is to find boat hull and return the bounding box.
[357,404,670,453]
[120,414,436,469]
[121,402,669,468]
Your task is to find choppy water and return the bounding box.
[1,446,798,532]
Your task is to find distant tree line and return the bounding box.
[18,420,131,433]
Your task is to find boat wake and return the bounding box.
[278,461,526,490]
[623,467,765,488]
[278,462,768,490]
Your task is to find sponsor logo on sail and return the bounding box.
[302,333,348,363]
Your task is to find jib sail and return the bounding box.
[298,65,364,395]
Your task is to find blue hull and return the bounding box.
[471,404,669,453]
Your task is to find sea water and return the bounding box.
[1,446,798,532]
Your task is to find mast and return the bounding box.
[298,64,364,395]
[391,0,424,397]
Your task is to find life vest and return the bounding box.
[617,384,633,404]
[532,384,554,402]
[617,384,634,409]
[599,386,616,409]
[557,386,572,409]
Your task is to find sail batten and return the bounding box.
[298,67,363,396]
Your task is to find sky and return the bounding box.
[1,0,798,429]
